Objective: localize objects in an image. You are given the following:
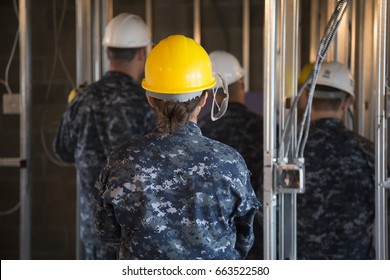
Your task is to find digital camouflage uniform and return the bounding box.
[93,122,260,260]
[199,102,264,259]
[53,71,156,259]
[297,118,375,259]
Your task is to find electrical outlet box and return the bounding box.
[2,93,20,114]
[274,163,305,194]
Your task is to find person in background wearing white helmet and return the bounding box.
[198,51,264,259]
[297,61,375,259]
[92,35,259,259]
[53,13,156,259]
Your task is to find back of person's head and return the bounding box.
[310,61,355,111]
[142,35,216,133]
[102,13,150,60]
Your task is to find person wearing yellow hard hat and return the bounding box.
[93,35,260,260]
[298,62,315,86]
[53,13,156,260]
[296,61,375,259]
[198,50,264,259]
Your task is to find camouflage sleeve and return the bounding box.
[93,159,121,246]
[52,105,77,163]
[234,175,261,259]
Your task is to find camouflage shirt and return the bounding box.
[53,71,156,253]
[297,118,375,259]
[199,102,264,259]
[93,122,260,260]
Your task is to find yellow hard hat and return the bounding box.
[67,88,78,103]
[298,62,314,85]
[141,35,216,102]
[67,83,87,103]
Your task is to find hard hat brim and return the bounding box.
[145,90,204,102]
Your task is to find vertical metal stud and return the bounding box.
[101,0,113,74]
[92,1,102,81]
[145,0,153,54]
[373,0,388,260]
[279,0,300,260]
[193,0,201,44]
[263,0,278,260]
[19,0,32,260]
[243,0,250,92]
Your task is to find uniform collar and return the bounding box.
[311,118,344,128]
[105,71,137,83]
[176,122,202,136]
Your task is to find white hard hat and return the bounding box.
[315,61,355,99]
[102,13,151,48]
[209,51,245,86]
